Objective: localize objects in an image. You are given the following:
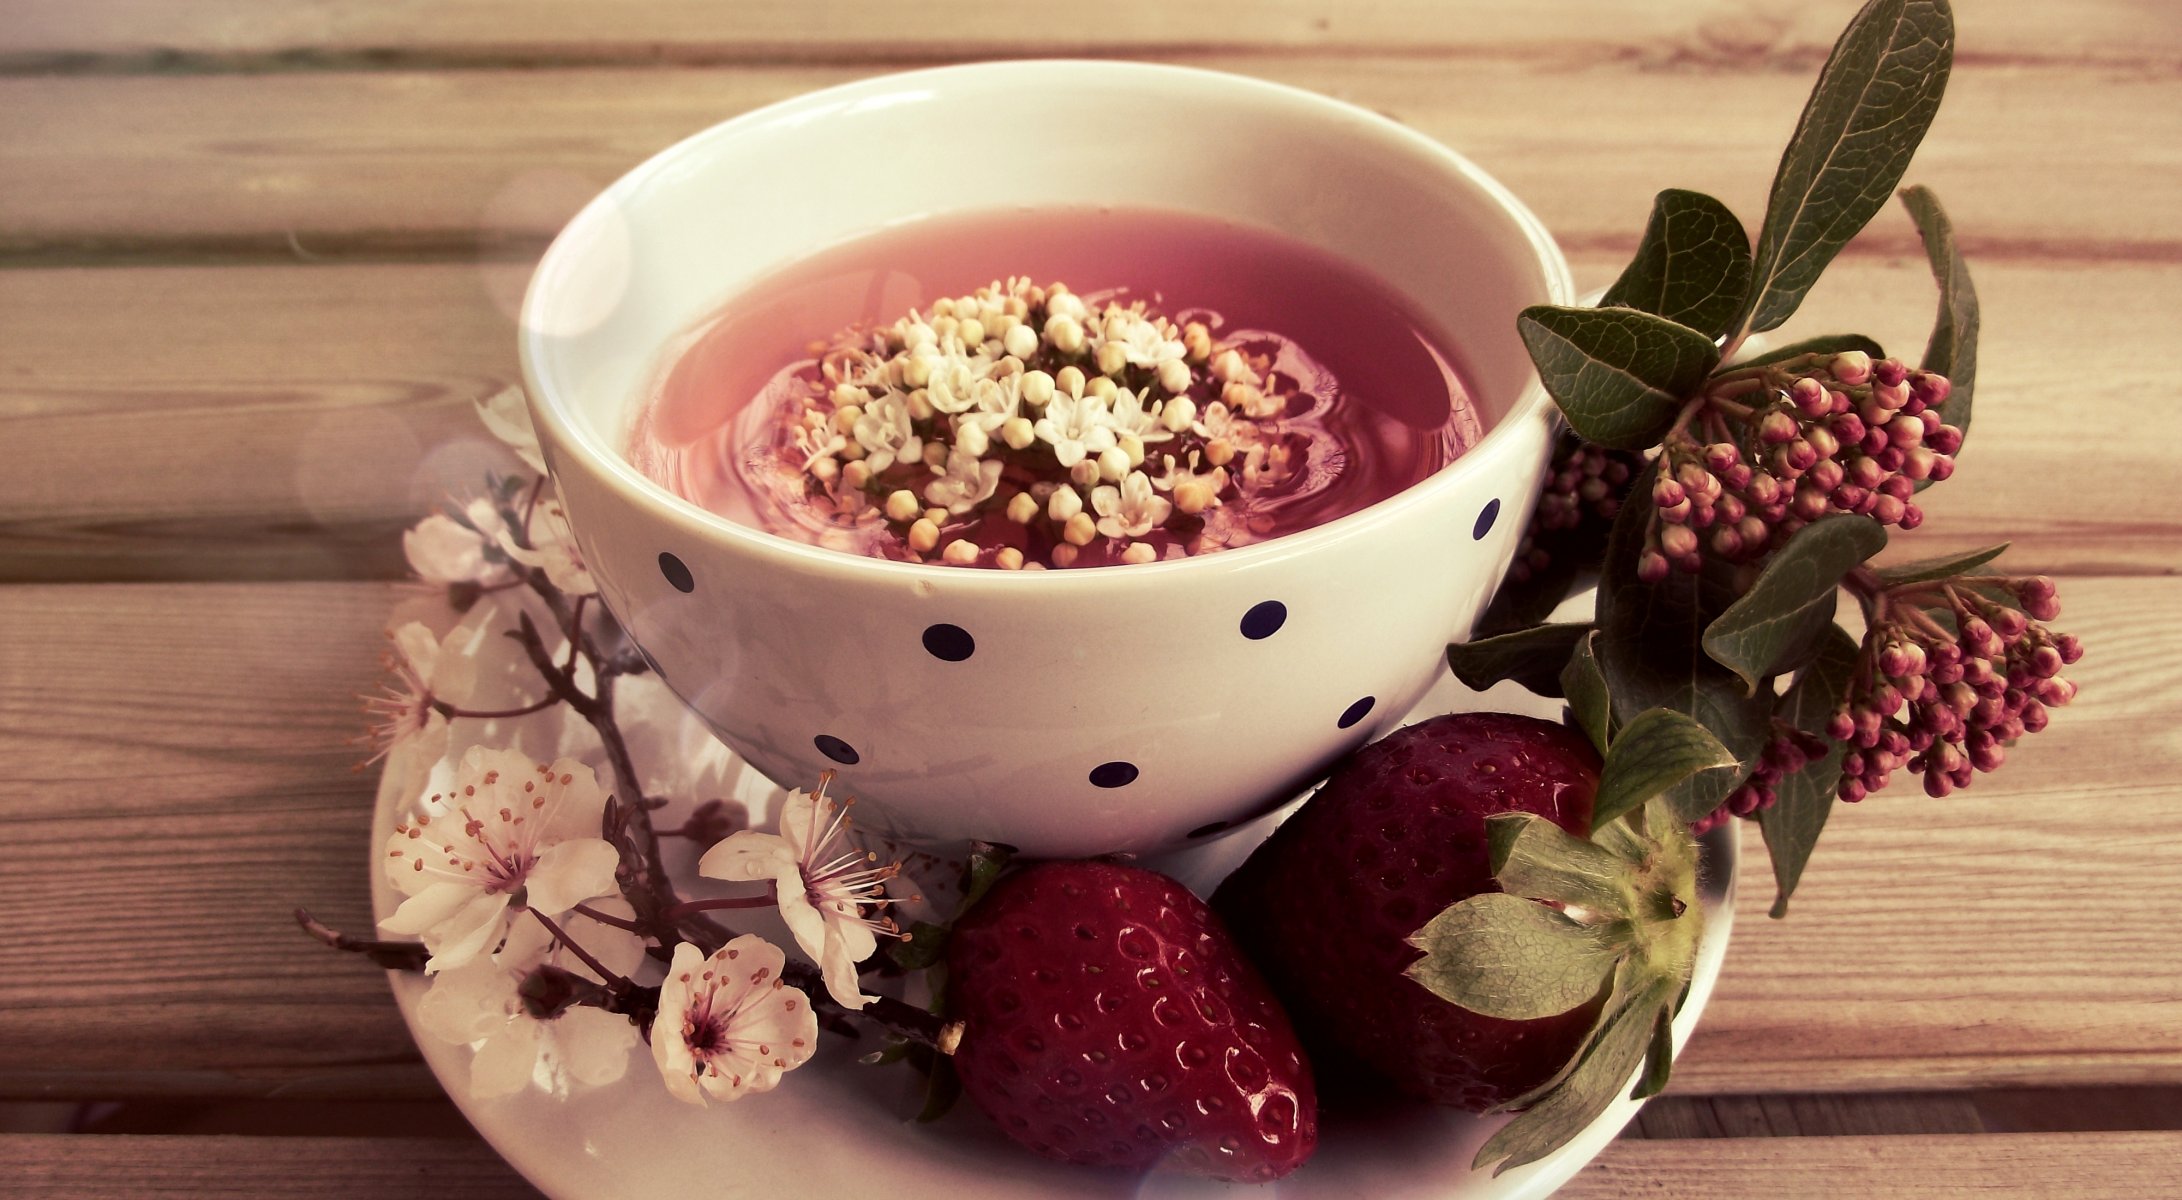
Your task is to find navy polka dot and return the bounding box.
[658,551,694,593]
[922,623,975,662]
[1089,761,1139,788]
[1187,819,1235,840]
[1338,696,1377,729]
[1473,498,1501,540]
[1239,600,1287,640]
[814,734,859,765]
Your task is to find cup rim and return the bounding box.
[519,58,1575,589]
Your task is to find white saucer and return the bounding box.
[369,656,1734,1200]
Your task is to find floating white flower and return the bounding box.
[403,499,515,587]
[925,356,989,416]
[851,391,921,474]
[697,775,903,1010]
[1117,318,1188,370]
[476,386,549,475]
[922,443,1004,515]
[498,498,597,597]
[956,373,1023,439]
[1193,399,1242,442]
[1033,375,1114,469]
[416,901,645,1099]
[381,747,621,973]
[1093,470,1174,540]
[1105,386,1174,445]
[362,621,478,766]
[651,936,819,1104]
[792,423,846,473]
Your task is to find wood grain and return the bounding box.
[5,0,2174,68]
[5,252,2178,584]
[0,579,2173,1100]
[7,1129,2178,1198]
[4,1133,544,1199]
[1,58,2173,259]
[1558,1130,2182,1198]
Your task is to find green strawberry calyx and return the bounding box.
[1405,784,1712,1176]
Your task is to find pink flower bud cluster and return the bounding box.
[1639,352,1963,581]
[1507,438,1640,585]
[1826,577,2080,801]
[1691,725,1830,835]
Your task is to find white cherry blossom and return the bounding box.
[362,621,479,766]
[697,774,903,1009]
[381,747,621,973]
[651,936,819,1104]
[1093,470,1174,540]
[498,498,597,597]
[476,386,549,475]
[403,498,514,587]
[416,901,644,1099]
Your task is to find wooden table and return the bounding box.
[5,1,2179,1195]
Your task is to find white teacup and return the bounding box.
[519,61,1572,857]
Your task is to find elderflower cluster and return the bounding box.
[787,278,1305,569]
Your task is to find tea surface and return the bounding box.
[629,208,1485,566]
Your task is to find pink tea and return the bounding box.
[627,208,1486,568]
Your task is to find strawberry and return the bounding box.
[1214,709,1715,1175]
[945,860,1318,1182]
[1214,712,1604,1111]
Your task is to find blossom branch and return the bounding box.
[295,908,427,972]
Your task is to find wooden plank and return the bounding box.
[1560,1130,2182,1198]
[5,252,2175,585]
[0,579,2173,1101]
[4,0,2173,68]
[4,1133,543,1200]
[7,1130,2178,1199]
[1,59,2175,259]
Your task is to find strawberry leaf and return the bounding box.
[1630,1005,1677,1101]
[1561,630,1613,753]
[1901,184,1979,442]
[1406,893,1626,1022]
[1592,708,1737,831]
[1874,542,2007,587]
[1600,189,1753,341]
[1446,621,1593,698]
[1474,980,1676,1176]
[1486,811,1636,918]
[1702,513,1887,692]
[1760,624,1860,917]
[1737,0,1955,335]
[1517,306,1720,450]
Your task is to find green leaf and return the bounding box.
[1760,625,1860,918]
[916,1053,961,1123]
[1874,542,2008,587]
[1561,631,1613,753]
[1517,306,1720,450]
[958,841,1012,914]
[1630,1005,1677,1101]
[1738,0,1956,334]
[1486,811,1635,918]
[1474,983,1675,1175]
[1406,894,1625,1022]
[1702,514,1888,691]
[1595,463,1771,818]
[1447,622,1592,698]
[1900,184,1980,442]
[1730,333,1886,371]
[889,921,950,972]
[1592,708,1737,830]
[1601,189,1754,341]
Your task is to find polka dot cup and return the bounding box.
[520,62,1572,857]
